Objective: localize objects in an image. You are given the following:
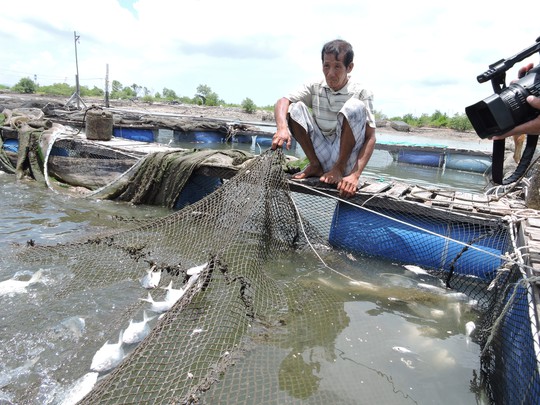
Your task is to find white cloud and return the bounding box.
[0,0,538,117]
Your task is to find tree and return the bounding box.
[131,83,142,97]
[241,97,256,114]
[112,80,123,93]
[162,87,178,100]
[195,84,220,106]
[12,77,37,94]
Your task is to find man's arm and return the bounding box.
[271,97,292,150]
[337,125,376,198]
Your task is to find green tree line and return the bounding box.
[4,77,473,131]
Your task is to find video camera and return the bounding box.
[465,37,540,139]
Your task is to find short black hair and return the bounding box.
[321,39,354,67]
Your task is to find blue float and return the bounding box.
[2,139,18,153]
[329,202,509,280]
[396,150,443,167]
[114,128,156,142]
[445,153,491,173]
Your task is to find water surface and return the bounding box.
[0,172,483,404]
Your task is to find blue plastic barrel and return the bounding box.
[2,139,18,153]
[329,202,508,280]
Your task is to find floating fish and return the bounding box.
[416,282,448,294]
[123,311,155,344]
[465,321,476,337]
[161,281,186,303]
[186,262,207,276]
[51,316,86,341]
[348,280,379,291]
[0,356,40,388]
[58,372,98,405]
[186,273,201,290]
[403,264,430,275]
[140,266,161,289]
[140,292,175,313]
[444,292,470,302]
[447,302,462,324]
[392,346,415,355]
[90,330,124,373]
[379,273,417,288]
[465,321,476,346]
[407,302,445,319]
[0,269,44,296]
[190,328,204,337]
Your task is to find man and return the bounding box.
[271,39,376,198]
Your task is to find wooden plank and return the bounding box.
[358,182,392,194]
[431,189,454,206]
[385,184,410,198]
[405,186,434,202]
[527,217,540,228]
[476,199,511,215]
[524,228,540,241]
[452,192,476,211]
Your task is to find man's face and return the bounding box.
[322,52,353,91]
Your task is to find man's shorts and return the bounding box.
[289,99,368,174]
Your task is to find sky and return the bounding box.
[0,0,538,118]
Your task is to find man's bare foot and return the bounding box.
[320,167,343,184]
[293,163,323,179]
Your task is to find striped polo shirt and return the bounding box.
[287,76,375,137]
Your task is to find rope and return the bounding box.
[291,180,512,262]
[288,190,359,284]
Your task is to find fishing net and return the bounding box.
[1,115,539,404]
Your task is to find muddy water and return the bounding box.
[0,171,486,404]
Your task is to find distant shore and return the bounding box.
[0,91,491,145]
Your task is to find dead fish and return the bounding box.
[190,328,204,337]
[123,310,155,344]
[348,280,379,291]
[417,282,448,294]
[315,276,378,294]
[465,321,476,337]
[403,264,430,275]
[140,292,174,313]
[186,262,207,276]
[186,273,201,290]
[0,269,44,296]
[161,281,186,303]
[90,330,124,373]
[392,346,415,355]
[444,292,469,302]
[0,356,40,388]
[379,273,417,288]
[139,266,161,289]
[448,302,462,324]
[407,302,445,319]
[51,316,86,341]
[58,372,98,405]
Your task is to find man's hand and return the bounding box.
[337,173,360,198]
[271,127,292,150]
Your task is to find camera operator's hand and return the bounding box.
[492,95,540,139]
[517,63,534,79]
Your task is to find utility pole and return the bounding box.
[66,31,87,109]
[105,64,110,108]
